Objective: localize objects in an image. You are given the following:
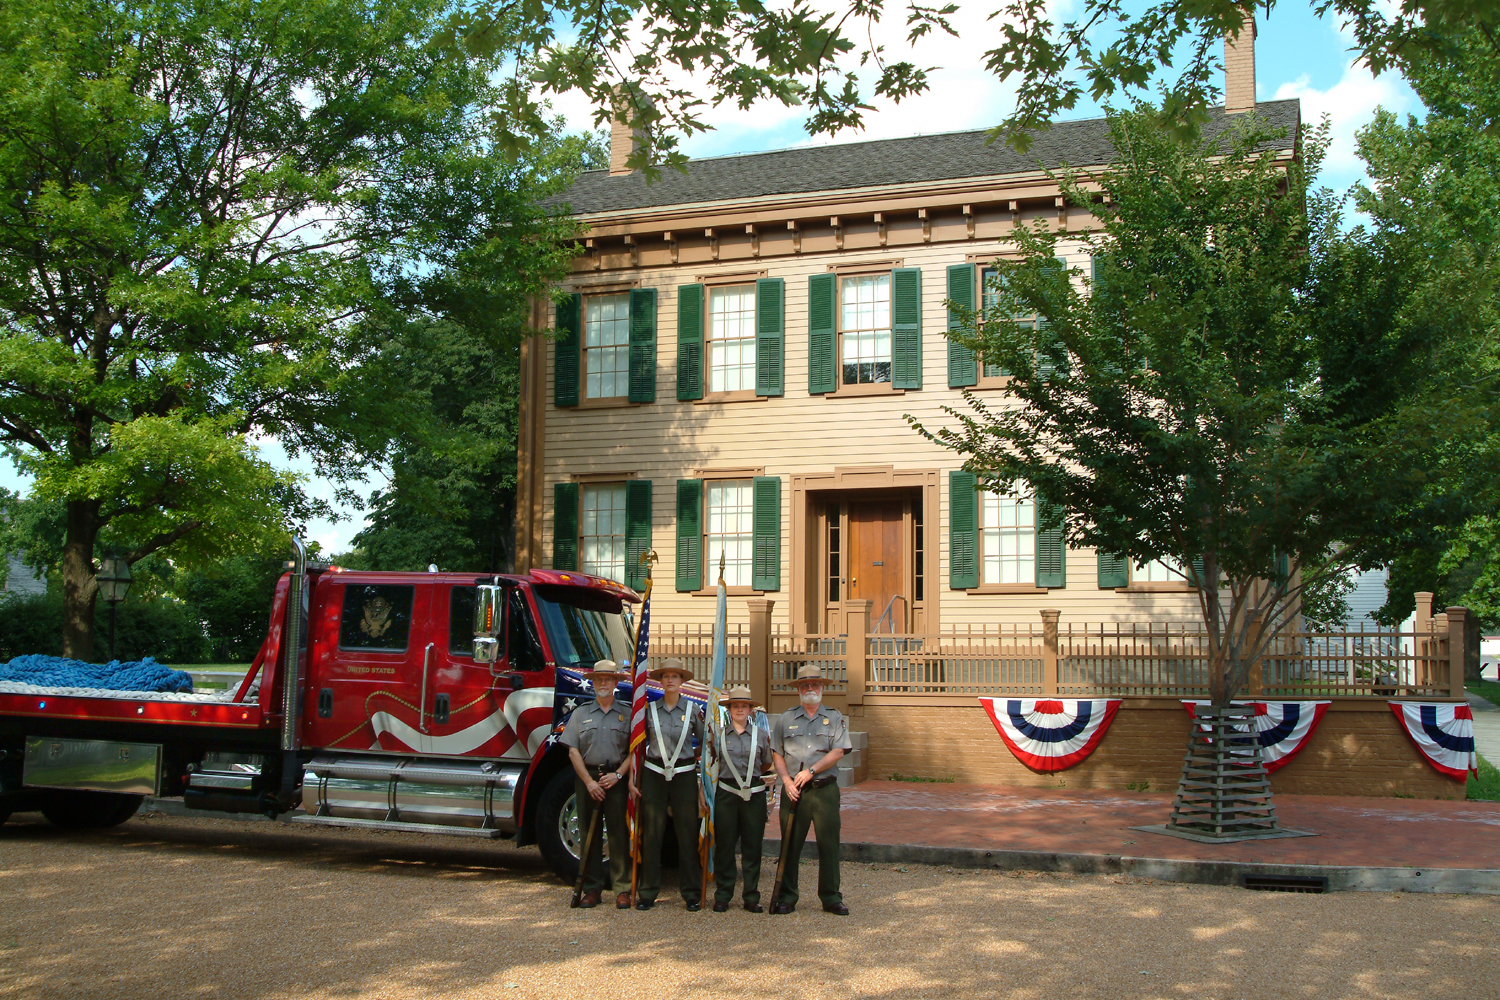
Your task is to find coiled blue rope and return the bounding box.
[0,654,194,693]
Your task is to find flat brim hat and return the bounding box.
[792,664,826,685]
[648,656,695,682]
[584,659,627,683]
[718,685,755,705]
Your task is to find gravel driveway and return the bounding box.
[1,811,1496,999]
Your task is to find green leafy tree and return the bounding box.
[1353,27,1500,626]
[915,109,1482,705]
[0,0,582,659]
[439,0,1498,168]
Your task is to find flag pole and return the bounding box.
[700,550,727,904]
[627,550,656,906]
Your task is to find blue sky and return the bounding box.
[2,4,1423,557]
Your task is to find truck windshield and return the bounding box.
[531,585,634,669]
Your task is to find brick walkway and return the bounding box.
[770,779,1500,871]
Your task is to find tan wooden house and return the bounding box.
[514,36,1298,640]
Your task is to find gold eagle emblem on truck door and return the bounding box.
[360,595,394,639]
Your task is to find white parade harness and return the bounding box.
[645,700,696,781]
[717,723,764,800]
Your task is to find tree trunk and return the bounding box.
[59,500,102,661]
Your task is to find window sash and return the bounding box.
[584,293,631,399]
[581,483,628,582]
[840,274,891,385]
[708,285,757,393]
[980,488,1035,585]
[1133,556,1185,583]
[705,479,754,587]
[980,268,1040,379]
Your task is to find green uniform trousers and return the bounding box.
[712,786,767,906]
[775,779,841,909]
[574,776,629,894]
[637,767,703,905]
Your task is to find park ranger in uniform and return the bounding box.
[770,664,853,915]
[559,660,633,908]
[630,656,705,910]
[708,685,773,912]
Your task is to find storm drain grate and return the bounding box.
[1242,875,1328,893]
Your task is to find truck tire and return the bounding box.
[534,770,684,883]
[40,790,143,829]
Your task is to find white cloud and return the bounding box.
[1272,60,1414,191]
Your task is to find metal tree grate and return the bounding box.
[1167,704,1281,839]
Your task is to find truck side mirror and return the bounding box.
[473,584,503,663]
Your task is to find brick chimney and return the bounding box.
[609,89,644,176]
[1224,19,1256,114]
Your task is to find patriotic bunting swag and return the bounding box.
[979,698,1121,772]
[1389,701,1477,782]
[1181,701,1331,773]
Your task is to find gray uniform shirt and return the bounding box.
[713,721,772,787]
[771,704,852,775]
[646,697,703,767]
[560,698,631,768]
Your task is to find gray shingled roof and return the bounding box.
[554,100,1300,216]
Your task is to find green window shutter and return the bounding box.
[675,479,702,592]
[677,284,704,401]
[1034,494,1067,588]
[755,277,785,397]
[946,264,977,388]
[624,480,652,590]
[948,471,978,589]
[891,267,922,389]
[554,294,581,408]
[628,288,657,403]
[807,273,836,395]
[1190,555,1209,588]
[1097,551,1128,589]
[751,476,781,591]
[552,481,579,570]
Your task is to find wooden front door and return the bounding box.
[848,500,905,629]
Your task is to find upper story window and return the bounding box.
[584,293,631,400]
[581,482,628,582]
[841,273,892,385]
[980,486,1035,585]
[708,285,757,393]
[980,267,1040,381]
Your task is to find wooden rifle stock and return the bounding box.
[767,778,802,914]
[570,800,603,907]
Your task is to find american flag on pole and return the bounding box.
[626,569,652,865]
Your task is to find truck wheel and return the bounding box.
[535,769,614,883]
[40,791,143,829]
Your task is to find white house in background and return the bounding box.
[1482,635,1499,682]
[3,554,44,597]
[1343,567,1390,629]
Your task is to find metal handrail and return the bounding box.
[874,594,907,634]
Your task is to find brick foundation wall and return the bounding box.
[847,701,1462,800]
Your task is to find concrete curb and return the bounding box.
[767,838,1500,895]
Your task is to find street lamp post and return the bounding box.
[96,556,133,663]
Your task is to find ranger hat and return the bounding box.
[792,664,826,686]
[648,656,695,682]
[584,659,627,683]
[718,685,755,706]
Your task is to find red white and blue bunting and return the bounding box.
[1389,701,1478,782]
[979,698,1122,772]
[1180,701,1331,773]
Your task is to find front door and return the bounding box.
[849,500,904,628]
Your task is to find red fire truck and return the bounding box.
[0,540,644,880]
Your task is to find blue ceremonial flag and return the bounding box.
[699,553,728,882]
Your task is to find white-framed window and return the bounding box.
[979,266,1037,380]
[1133,556,1185,583]
[840,273,891,385]
[980,486,1035,585]
[581,483,628,582]
[584,293,631,399]
[708,285,757,393]
[705,479,754,587]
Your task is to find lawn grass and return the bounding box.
[1468,679,1500,708]
[1468,754,1500,801]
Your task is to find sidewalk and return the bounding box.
[766,779,1500,894]
[1468,691,1500,764]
